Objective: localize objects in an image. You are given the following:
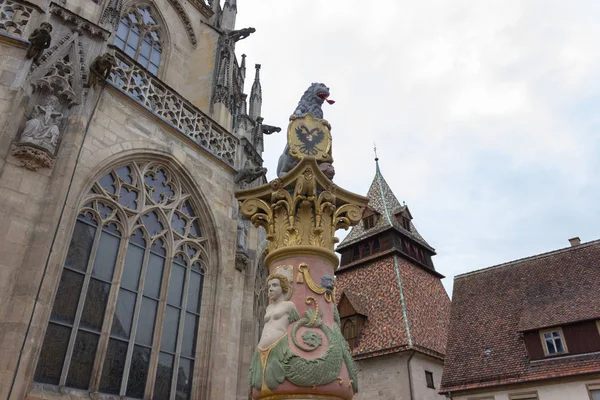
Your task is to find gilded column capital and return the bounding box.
[235,157,368,263]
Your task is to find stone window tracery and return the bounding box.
[114,5,162,75]
[35,161,208,400]
[0,0,34,38]
[253,255,268,343]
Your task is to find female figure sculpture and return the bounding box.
[20,95,63,153]
[250,273,298,394]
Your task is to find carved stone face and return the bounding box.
[40,22,53,32]
[267,278,283,301]
[102,53,116,65]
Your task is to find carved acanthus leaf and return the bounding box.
[235,158,369,255]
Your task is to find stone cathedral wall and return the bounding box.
[0,0,265,398]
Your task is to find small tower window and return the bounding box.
[401,216,411,231]
[363,215,376,229]
[352,246,360,261]
[425,371,435,389]
[372,238,380,253]
[361,242,371,258]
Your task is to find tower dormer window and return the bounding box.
[114,6,162,75]
[401,216,410,230]
[363,215,376,229]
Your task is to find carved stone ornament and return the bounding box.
[0,0,35,39]
[11,94,66,169]
[49,3,111,39]
[235,157,368,260]
[25,22,52,60]
[235,162,267,187]
[28,32,87,105]
[235,251,249,272]
[19,95,63,151]
[86,52,115,89]
[10,143,54,170]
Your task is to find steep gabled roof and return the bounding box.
[441,239,600,393]
[336,160,433,252]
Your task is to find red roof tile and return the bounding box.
[441,239,600,393]
[336,254,450,360]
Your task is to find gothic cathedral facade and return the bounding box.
[0,0,272,399]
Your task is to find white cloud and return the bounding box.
[235,0,600,295]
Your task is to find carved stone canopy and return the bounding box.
[235,157,368,265]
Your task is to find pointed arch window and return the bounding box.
[253,255,268,343]
[35,161,208,400]
[114,6,162,75]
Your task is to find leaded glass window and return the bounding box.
[35,161,208,400]
[253,255,268,343]
[114,6,162,75]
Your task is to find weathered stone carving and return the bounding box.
[261,123,280,135]
[26,22,52,60]
[109,50,238,166]
[19,95,63,152]
[10,145,54,170]
[0,0,34,38]
[277,83,334,178]
[11,95,64,170]
[228,27,255,42]
[236,216,249,252]
[235,163,267,186]
[166,0,197,47]
[86,52,114,88]
[99,0,122,28]
[235,251,249,272]
[29,32,86,105]
[50,3,110,39]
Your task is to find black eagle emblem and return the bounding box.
[295,125,325,156]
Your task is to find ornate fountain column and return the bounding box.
[236,94,368,399]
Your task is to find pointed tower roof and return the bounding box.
[337,159,433,251]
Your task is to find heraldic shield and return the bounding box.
[287,114,333,163]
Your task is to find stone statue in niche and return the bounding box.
[236,216,249,253]
[19,95,63,153]
[26,22,53,60]
[87,52,116,88]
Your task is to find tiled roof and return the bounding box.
[337,161,433,251]
[441,239,600,393]
[342,289,370,316]
[336,254,450,360]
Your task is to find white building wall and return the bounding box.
[452,376,600,400]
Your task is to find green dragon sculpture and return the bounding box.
[249,299,358,394]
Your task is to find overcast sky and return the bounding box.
[234,0,600,296]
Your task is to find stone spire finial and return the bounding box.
[240,53,246,80]
[249,64,262,120]
[221,0,237,30]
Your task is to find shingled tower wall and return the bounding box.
[335,159,451,400]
